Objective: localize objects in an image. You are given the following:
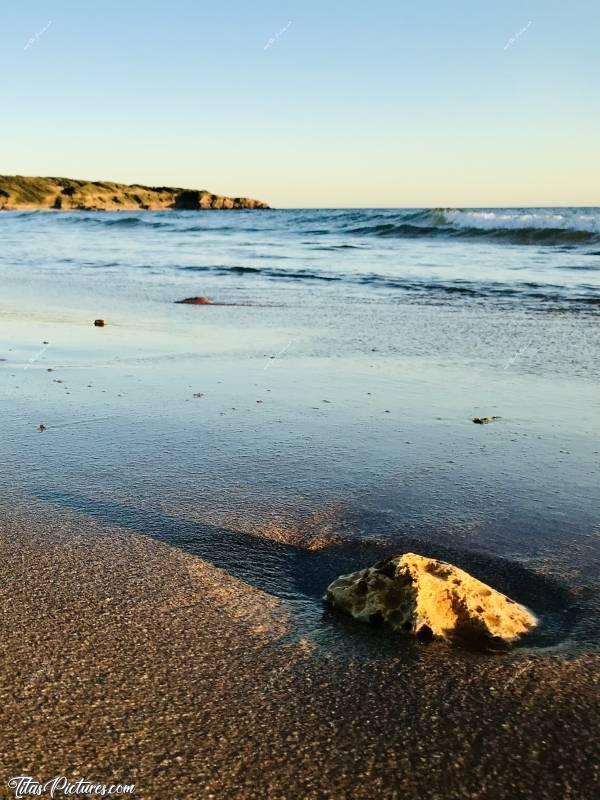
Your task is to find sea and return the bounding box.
[1,207,599,312]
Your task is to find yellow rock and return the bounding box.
[326,553,538,647]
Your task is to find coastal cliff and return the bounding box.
[0,175,270,211]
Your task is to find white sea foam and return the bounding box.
[443,209,600,233]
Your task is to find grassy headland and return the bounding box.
[0,175,269,210]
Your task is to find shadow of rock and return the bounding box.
[33,490,589,651]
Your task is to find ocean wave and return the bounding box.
[443,209,600,233]
[102,216,146,227]
[348,223,442,238]
[10,206,599,247]
[177,263,600,308]
[345,208,600,246]
[311,244,364,251]
[101,216,170,228]
[41,213,173,229]
[180,265,341,281]
[175,224,267,233]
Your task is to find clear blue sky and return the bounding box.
[2,1,599,207]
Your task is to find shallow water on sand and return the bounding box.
[1,268,598,656]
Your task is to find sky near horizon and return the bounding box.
[1,1,599,208]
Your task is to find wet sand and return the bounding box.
[0,497,598,800]
[1,285,599,798]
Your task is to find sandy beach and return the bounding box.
[0,497,598,799]
[1,207,599,798]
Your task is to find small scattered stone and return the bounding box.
[176,297,214,305]
[193,393,205,398]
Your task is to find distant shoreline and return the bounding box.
[0,174,270,211]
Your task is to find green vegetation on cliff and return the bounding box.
[0,175,269,210]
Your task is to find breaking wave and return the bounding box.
[346,209,600,246]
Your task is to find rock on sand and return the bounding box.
[176,296,214,305]
[326,553,538,647]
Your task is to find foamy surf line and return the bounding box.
[346,208,600,245]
